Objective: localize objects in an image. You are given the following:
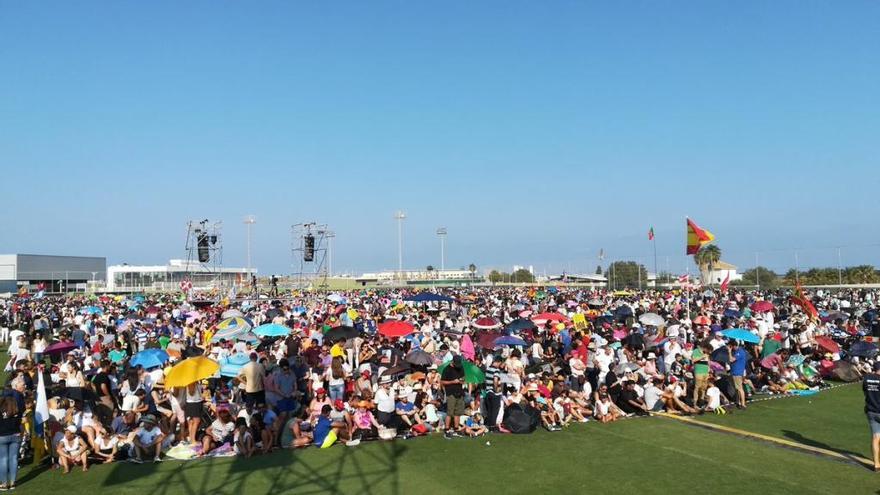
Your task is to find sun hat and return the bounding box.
[315,387,326,395]
[66,425,77,433]
[379,376,392,385]
[334,399,345,409]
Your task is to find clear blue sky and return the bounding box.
[1,2,879,276]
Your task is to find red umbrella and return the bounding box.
[531,312,571,325]
[473,317,501,330]
[750,301,774,312]
[378,320,415,338]
[693,315,711,326]
[45,341,77,355]
[815,336,840,354]
[476,331,503,349]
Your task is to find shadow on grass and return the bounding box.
[781,429,871,469]
[101,440,406,495]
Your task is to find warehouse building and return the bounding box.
[0,254,106,293]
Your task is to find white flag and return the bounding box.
[35,369,49,433]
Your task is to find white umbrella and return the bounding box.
[9,329,24,341]
[638,313,665,327]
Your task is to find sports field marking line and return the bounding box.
[653,411,874,470]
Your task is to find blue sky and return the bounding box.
[1,2,879,276]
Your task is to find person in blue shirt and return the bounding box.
[312,405,341,447]
[728,341,749,409]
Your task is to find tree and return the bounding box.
[468,264,477,280]
[693,244,722,284]
[738,266,780,288]
[604,261,648,289]
[845,265,879,284]
[488,270,504,284]
[512,268,535,283]
[595,265,603,275]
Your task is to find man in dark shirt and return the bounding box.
[862,361,880,471]
[92,359,114,410]
[440,355,465,438]
[617,381,648,415]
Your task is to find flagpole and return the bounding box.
[686,264,691,322]
[652,236,658,288]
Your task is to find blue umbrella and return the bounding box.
[723,309,741,319]
[253,323,291,338]
[494,335,528,347]
[849,341,879,358]
[130,349,169,369]
[720,328,760,344]
[219,353,251,377]
[293,306,308,315]
[133,295,146,303]
[404,293,455,303]
[80,306,103,315]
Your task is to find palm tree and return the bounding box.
[468,263,477,281]
[694,244,721,284]
[426,265,435,279]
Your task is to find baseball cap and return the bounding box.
[334,399,345,409]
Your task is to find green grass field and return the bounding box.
[15,385,879,495]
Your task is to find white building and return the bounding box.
[357,269,479,284]
[707,261,743,284]
[107,259,255,291]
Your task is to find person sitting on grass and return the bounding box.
[594,388,622,423]
[460,411,488,437]
[280,410,313,448]
[313,405,344,448]
[57,425,89,473]
[394,394,421,434]
[617,380,649,416]
[527,384,561,431]
[329,399,354,440]
[93,428,119,464]
[233,417,255,457]
[249,413,274,455]
[202,408,236,455]
[131,414,165,463]
[661,377,699,415]
[704,376,727,414]
[352,400,381,441]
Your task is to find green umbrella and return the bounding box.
[437,359,485,384]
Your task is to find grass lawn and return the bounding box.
[17,405,880,495]
[699,384,871,459]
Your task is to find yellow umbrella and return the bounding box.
[165,356,220,388]
[347,308,359,321]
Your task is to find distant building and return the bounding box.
[356,269,480,285]
[0,254,106,293]
[106,259,255,291]
[546,273,608,288]
[707,261,742,284]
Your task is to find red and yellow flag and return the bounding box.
[686,218,715,255]
[791,282,819,319]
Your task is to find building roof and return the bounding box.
[711,260,738,270]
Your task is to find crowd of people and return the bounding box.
[0,284,878,488]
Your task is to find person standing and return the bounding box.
[440,355,466,438]
[728,340,749,409]
[238,353,266,409]
[862,361,880,471]
[0,396,23,490]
